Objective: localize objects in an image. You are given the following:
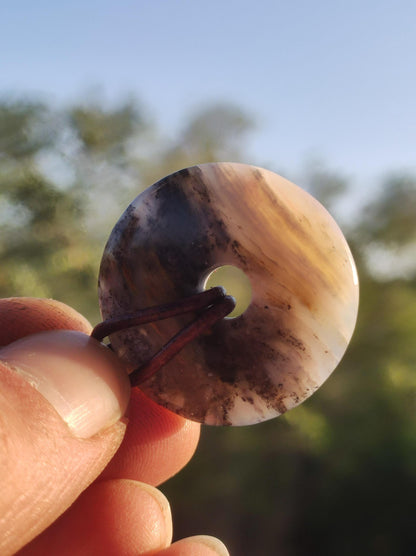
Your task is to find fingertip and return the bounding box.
[158,535,230,556]
[0,297,92,345]
[0,330,131,438]
[102,388,201,485]
[19,479,173,555]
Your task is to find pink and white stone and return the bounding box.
[98,163,359,425]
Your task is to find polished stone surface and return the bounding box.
[98,163,359,425]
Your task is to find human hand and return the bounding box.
[0,298,229,556]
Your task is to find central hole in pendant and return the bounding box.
[203,265,252,319]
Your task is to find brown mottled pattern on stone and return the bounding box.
[98,163,359,425]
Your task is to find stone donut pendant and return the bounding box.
[97,162,359,426]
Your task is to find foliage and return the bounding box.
[1,94,416,555]
[0,96,253,321]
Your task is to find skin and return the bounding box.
[0,298,228,556]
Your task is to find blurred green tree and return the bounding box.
[0,99,96,315]
[0,96,253,321]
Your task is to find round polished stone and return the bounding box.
[98,163,359,425]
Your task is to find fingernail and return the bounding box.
[187,535,230,556]
[0,330,131,438]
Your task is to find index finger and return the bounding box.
[0,297,92,345]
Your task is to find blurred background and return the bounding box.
[1,1,416,554]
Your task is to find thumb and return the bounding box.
[0,330,131,555]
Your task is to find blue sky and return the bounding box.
[1,0,415,191]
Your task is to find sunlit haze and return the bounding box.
[1,0,415,187]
